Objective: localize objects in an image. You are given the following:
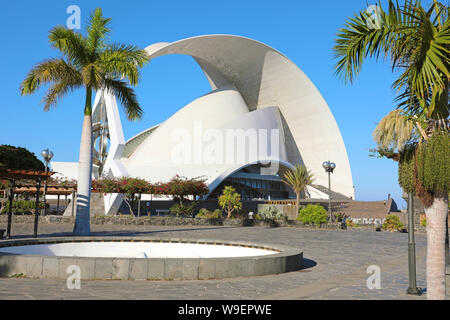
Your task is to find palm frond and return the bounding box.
[20,58,82,95]
[393,5,450,98]
[104,43,149,67]
[87,8,111,54]
[48,26,89,66]
[431,0,448,27]
[102,79,143,121]
[333,0,407,83]
[334,0,449,121]
[395,86,430,116]
[21,7,147,121]
[81,63,103,89]
[99,43,150,86]
[281,164,314,195]
[42,80,81,111]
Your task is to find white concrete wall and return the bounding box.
[122,87,287,186]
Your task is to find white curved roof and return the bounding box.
[123,86,287,184]
[125,34,353,198]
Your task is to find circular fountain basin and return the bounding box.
[0,241,277,259]
[0,237,303,280]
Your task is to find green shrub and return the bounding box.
[420,217,427,227]
[196,208,223,219]
[169,202,196,217]
[218,186,242,218]
[346,219,356,227]
[213,209,224,218]
[297,204,328,225]
[382,215,405,232]
[196,208,210,218]
[253,213,262,220]
[0,200,48,214]
[335,213,348,222]
[259,206,283,220]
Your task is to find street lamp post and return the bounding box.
[41,148,53,216]
[406,192,421,295]
[33,178,41,238]
[322,161,336,223]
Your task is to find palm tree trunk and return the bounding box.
[425,193,448,300]
[296,192,300,215]
[73,88,93,236]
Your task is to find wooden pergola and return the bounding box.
[11,185,75,195]
[0,168,54,239]
[10,184,77,214]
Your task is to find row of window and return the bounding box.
[226,177,285,191]
[209,177,290,200]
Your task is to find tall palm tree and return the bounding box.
[334,0,449,299]
[281,164,315,214]
[20,8,150,236]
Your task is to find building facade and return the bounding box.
[52,35,354,215]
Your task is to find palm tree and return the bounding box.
[20,8,149,236]
[334,0,449,299]
[281,164,314,214]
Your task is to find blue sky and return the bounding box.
[1,0,426,208]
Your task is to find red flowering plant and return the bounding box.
[92,177,151,215]
[47,176,77,187]
[165,175,208,217]
[92,178,117,193]
[152,181,169,198]
[91,175,208,216]
[0,180,8,189]
[166,175,208,204]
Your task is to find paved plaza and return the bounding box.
[0,223,427,300]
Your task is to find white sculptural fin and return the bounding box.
[91,90,129,215]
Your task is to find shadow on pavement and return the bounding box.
[299,258,317,271]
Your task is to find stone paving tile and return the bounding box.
[0,223,434,300]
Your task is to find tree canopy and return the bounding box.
[334,0,449,119]
[20,8,149,120]
[218,186,242,219]
[0,145,45,171]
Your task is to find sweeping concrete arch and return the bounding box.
[143,35,354,198]
[205,159,294,199]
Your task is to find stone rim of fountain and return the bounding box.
[0,237,303,280]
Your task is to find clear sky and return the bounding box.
[1,0,429,208]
